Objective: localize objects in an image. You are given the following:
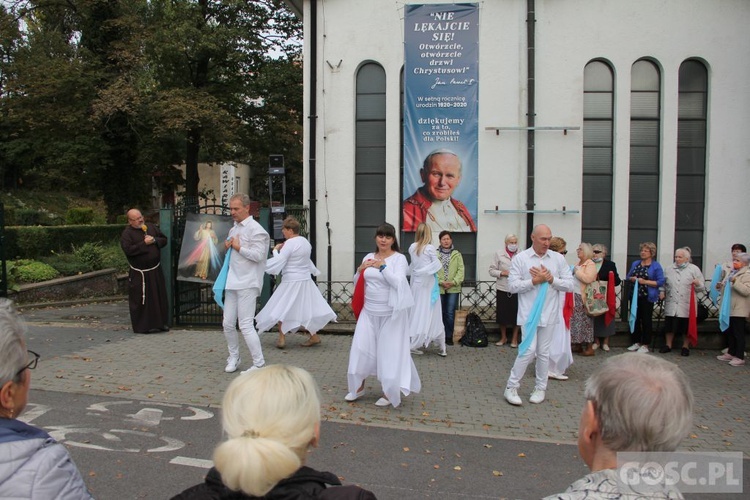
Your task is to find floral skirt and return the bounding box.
[570,293,594,344]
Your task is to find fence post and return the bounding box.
[160,208,173,326]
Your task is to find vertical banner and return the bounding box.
[403,3,479,233]
[220,162,236,207]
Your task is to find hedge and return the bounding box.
[3,225,127,259]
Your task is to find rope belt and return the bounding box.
[130,262,161,304]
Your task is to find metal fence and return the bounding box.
[316,280,720,324]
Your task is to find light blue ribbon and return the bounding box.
[628,280,639,333]
[518,282,548,357]
[719,279,732,332]
[709,264,722,306]
[212,247,231,309]
[430,274,440,305]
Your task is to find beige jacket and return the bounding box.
[728,267,750,318]
[574,259,598,295]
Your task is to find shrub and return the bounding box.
[66,208,95,225]
[73,242,105,271]
[16,209,42,226]
[41,252,89,276]
[8,260,60,284]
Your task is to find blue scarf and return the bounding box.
[719,278,732,332]
[518,282,548,357]
[629,280,639,333]
[213,248,231,309]
[709,264,722,306]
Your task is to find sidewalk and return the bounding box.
[21,300,749,457]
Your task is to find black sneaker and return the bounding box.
[659,345,672,353]
[681,347,690,357]
[445,339,454,346]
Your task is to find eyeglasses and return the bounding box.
[593,250,603,254]
[15,350,40,378]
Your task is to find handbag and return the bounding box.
[452,308,469,344]
[583,280,609,316]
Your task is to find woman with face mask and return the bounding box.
[716,252,750,367]
[660,247,705,356]
[591,244,621,352]
[489,234,521,347]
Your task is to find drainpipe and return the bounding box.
[308,0,318,263]
[525,0,536,248]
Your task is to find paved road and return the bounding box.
[19,300,750,499]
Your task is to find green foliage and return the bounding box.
[7,260,60,284]
[66,207,96,225]
[4,225,124,259]
[73,242,105,271]
[15,208,42,226]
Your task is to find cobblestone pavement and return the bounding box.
[21,300,749,458]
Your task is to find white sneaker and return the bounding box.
[716,353,734,361]
[240,364,265,374]
[548,373,569,381]
[627,343,641,351]
[591,343,599,351]
[224,356,240,373]
[602,344,610,352]
[374,397,391,407]
[637,345,649,353]
[504,388,522,406]
[410,349,424,355]
[529,388,546,404]
[438,349,447,357]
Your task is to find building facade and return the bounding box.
[287,0,750,282]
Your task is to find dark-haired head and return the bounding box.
[375,223,399,252]
[438,230,451,241]
[731,243,747,253]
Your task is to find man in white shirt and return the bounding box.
[222,193,270,373]
[504,224,575,405]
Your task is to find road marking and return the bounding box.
[18,404,51,424]
[170,456,213,469]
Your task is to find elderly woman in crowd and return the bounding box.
[591,244,621,352]
[716,252,750,367]
[570,243,598,356]
[660,247,705,356]
[0,299,93,499]
[626,242,665,353]
[173,365,376,499]
[489,233,521,347]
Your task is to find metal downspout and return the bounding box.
[308,0,318,263]
[526,0,536,247]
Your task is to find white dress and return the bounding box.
[347,253,421,408]
[407,243,445,351]
[255,236,336,334]
[548,289,573,376]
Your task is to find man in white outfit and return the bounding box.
[222,193,270,374]
[504,224,574,405]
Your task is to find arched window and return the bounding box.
[582,60,615,249]
[675,60,708,269]
[627,59,661,266]
[355,63,387,266]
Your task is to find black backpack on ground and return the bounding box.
[460,312,488,347]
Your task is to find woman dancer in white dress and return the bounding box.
[408,223,446,357]
[255,216,336,348]
[345,223,421,408]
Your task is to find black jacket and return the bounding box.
[171,466,377,500]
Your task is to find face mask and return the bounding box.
[593,257,603,263]
[507,244,518,253]
[676,262,688,269]
[733,261,743,270]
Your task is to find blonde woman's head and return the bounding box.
[213,365,321,496]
